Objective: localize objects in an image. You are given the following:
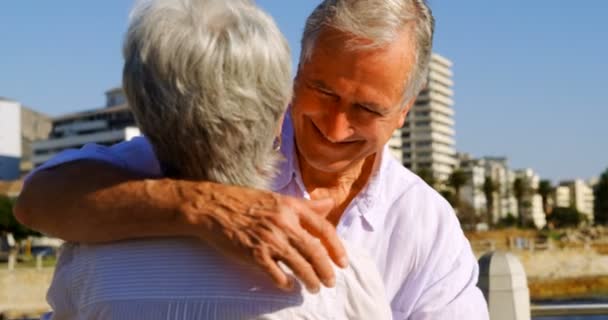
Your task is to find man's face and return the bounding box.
[291,27,416,173]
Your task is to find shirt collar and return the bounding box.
[271,111,297,191]
[271,111,391,231]
[350,146,392,231]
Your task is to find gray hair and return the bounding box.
[300,0,434,104]
[122,0,292,188]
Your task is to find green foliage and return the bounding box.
[416,168,437,188]
[0,195,11,228]
[537,179,553,214]
[513,177,533,227]
[0,195,40,240]
[496,213,518,228]
[539,229,564,241]
[594,168,608,225]
[440,189,454,206]
[547,207,586,228]
[482,176,499,227]
[447,169,468,196]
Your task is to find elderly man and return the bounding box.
[41,0,390,319]
[17,0,489,318]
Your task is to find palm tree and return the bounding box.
[416,168,437,189]
[482,176,498,227]
[447,169,468,207]
[513,177,532,227]
[537,180,553,215]
[594,168,608,225]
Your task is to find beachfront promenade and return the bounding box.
[2,248,608,318]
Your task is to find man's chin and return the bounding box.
[301,155,360,174]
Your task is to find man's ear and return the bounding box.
[397,98,416,127]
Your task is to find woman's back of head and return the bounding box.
[122,0,292,188]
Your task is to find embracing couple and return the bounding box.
[17,0,488,319]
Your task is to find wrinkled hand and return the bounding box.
[178,182,348,293]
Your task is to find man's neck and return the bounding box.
[297,153,378,225]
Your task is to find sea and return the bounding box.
[533,298,608,320]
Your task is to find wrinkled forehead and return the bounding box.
[300,27,416,105]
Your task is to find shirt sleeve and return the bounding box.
[392,185,489,320]
[24,136,162,184]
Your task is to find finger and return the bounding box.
[299,209,348,269]
[277,246,322,293]
[290,231,336,288]
[253,248,294,291]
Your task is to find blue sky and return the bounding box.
[1,1,606,182]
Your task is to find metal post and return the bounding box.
[7,252,16,271]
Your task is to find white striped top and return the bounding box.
[46,238,391,319]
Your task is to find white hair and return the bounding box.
[123,0,292,188]
[300,0,434,104]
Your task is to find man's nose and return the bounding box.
[320,110,354,143]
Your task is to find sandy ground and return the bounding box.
[0,268,52,315]
[516,249,608,279]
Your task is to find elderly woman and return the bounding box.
[44,0,390,319]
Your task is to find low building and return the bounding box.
[458,153,486,217]
[556,179,595,224]
[513,168,546,229]
[32,88,140,168]
[482,157,517,223]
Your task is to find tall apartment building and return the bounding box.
[390,53,456,182]
[32,88,140,167]
[0,98,52,180]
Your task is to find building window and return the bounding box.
[415,121,430,127]
[415,141,432,148]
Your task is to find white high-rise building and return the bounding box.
[394,53,456,182]
[32,88,140,168]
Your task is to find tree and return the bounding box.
[482,176,498,227]
[440,189,455,207]
[0,195,40,240]
[537,179,553,215]
[448,169,469,200]
[513,177,532,227]
[496,213,517,228]
[447,169,468,206]
[416,168,437,189]
[0,195,12,229]
[547,207,586,228]
[595,168,608,225]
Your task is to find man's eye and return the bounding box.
[318,89,334,97]
[357,104,380,115]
